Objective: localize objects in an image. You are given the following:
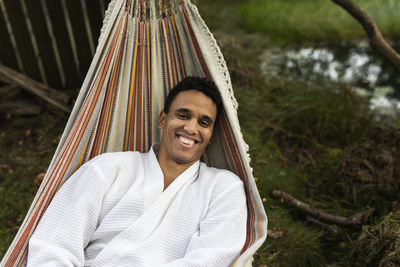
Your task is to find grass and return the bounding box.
[198,1,394,264]
[238,0,400,45]
[234,79,376,265]
[0,111,68,257]
[350,210,400,265]
[243,132,327,266]
[216,23,388,264]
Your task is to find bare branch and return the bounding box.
[331,0,400,72]
[271,189,374,228]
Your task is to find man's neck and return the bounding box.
[156,148,196,190]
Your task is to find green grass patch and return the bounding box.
[0,112,67,257]
[241,123,327,266]
[238,0,400,45]
[256,208,326,266]
[235,79,377,264]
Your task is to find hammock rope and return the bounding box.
[1,1,267,266]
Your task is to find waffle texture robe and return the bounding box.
[27,146,247,266]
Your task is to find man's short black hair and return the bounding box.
[163,76,222,115]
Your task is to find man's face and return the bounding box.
[158,90,217,165]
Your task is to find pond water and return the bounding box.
[260,41,400,121]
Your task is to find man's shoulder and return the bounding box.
[88,151,143,164]
[86,151,144,169]
[198,163,246,203]
[198,162,243,186]
[77,151,148,186]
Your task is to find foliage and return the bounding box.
[238,0,400,45]
[234,70,375,171]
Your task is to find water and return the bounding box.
[261,42,400,120]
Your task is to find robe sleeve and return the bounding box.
[27,161,109,266]
[162,177,247,267]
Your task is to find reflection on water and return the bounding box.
[261,41,400,120]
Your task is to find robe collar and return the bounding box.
[147,144,200,192]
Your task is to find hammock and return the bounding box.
[2,0,267,266]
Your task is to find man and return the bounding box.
[27,76,247,266]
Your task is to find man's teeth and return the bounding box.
[179,136,195,145]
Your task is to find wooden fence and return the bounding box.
[0,0,110,90]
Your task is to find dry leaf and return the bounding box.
[268,229,284,239]
[34,173,45,185]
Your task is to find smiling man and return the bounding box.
[27,76,247,266]
[157,80,219,189]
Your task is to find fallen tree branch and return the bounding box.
[271,189,374,228]
[0,64,70,113]
[306,216,339,236]
[332,0,400,73]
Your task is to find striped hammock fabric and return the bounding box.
[1,0,267,266]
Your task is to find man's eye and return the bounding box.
[177,113,188,119]
[199,120,210,127]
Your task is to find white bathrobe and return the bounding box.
[27,146,247,266]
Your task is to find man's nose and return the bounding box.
[184,119,197,135]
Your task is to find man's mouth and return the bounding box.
[176,135,198,148]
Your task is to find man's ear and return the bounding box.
[158,110,167,129]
